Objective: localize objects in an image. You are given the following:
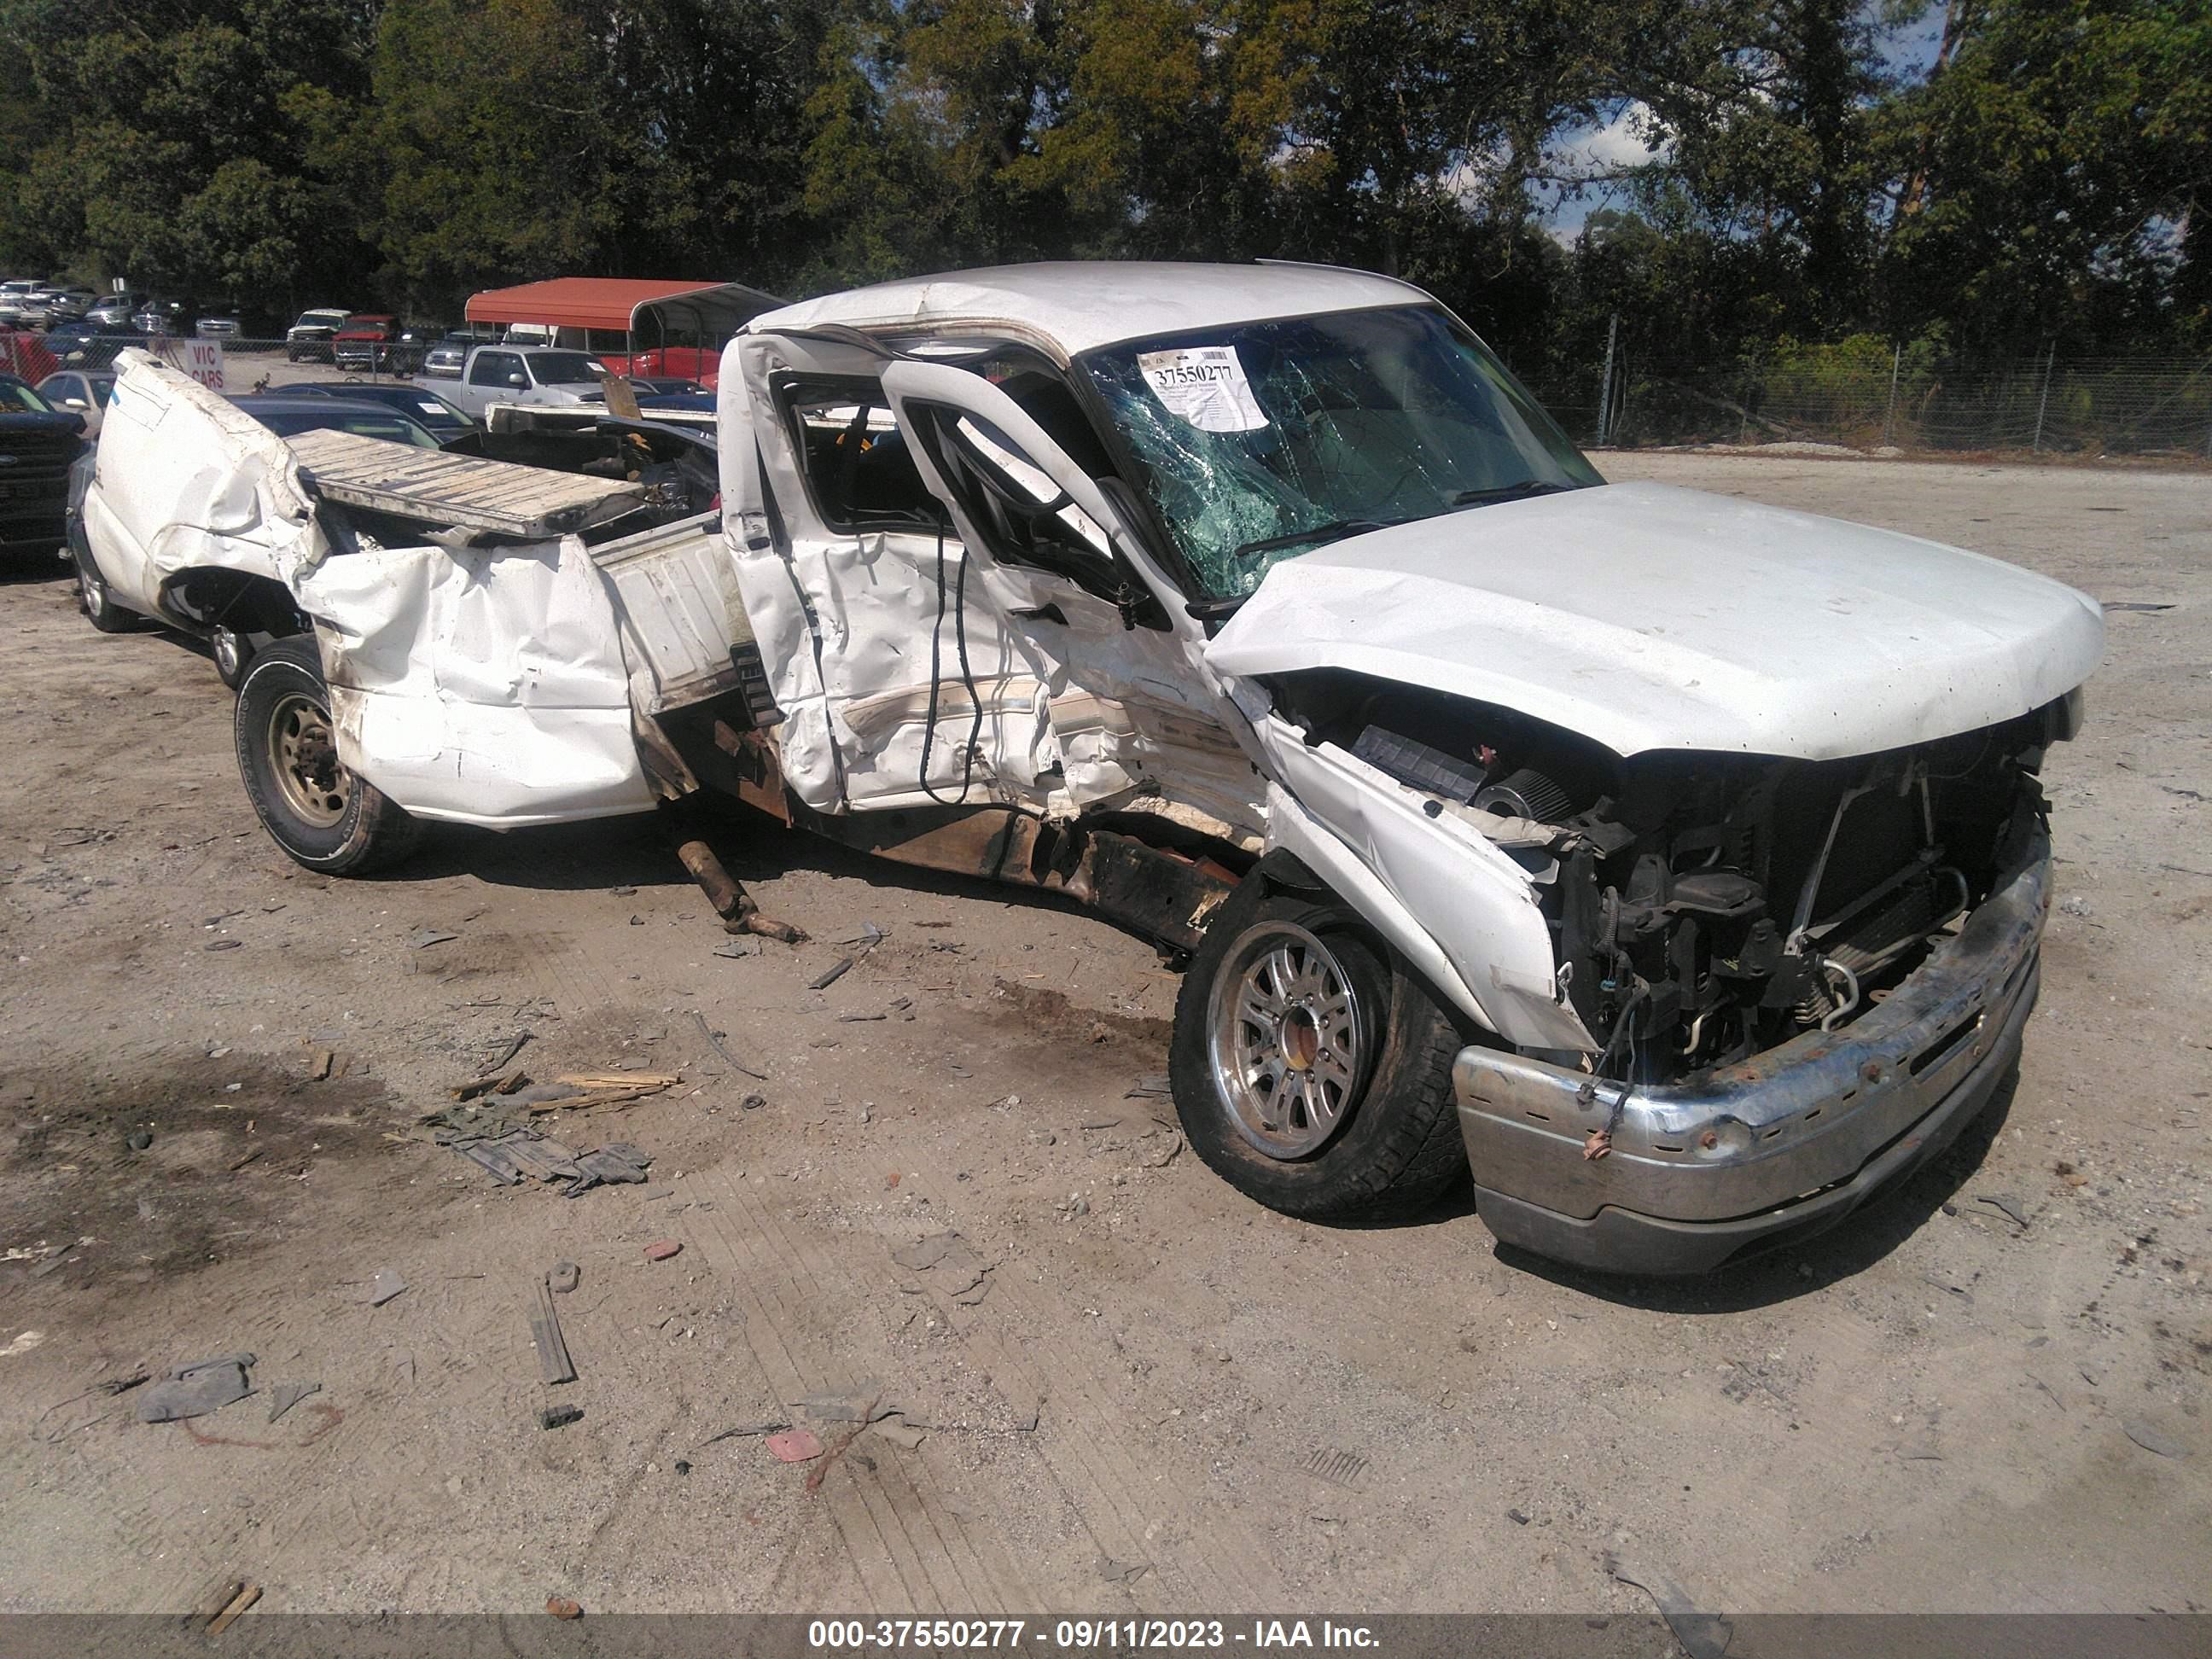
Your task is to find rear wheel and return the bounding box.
[1170,882,1471,1222]
[234,637,422,875]
[211,625,253,690]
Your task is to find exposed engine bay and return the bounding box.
[1273,670,2072,1085]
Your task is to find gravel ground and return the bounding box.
[0,451,2206,1620]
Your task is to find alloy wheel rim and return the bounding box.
[1206,921,1367,1159]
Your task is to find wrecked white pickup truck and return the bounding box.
[76,264,2103,1274]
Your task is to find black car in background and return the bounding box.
[0,373,87,559]
[231,393,446,451]
[281,381,479,444]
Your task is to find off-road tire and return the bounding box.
[1169,881,1471,1222]
[234,637,422,875]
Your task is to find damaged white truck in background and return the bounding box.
[71,263,2104,1274]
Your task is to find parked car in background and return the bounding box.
[421,325,499,379]
[0,280,49,325]
[282,380,478,443]
[0,372,85,560]
[0,323,60,383]
[443,345,614,418]
[36,370,115,439]
[195,302,279,342]
[84,291,146,327]
[625,376,706,397]
[131,298,192,336]
[285,308,352,363]
[43,319,143,370]
[233,393,445,451]
[18,285,96,327]
[391,321,447,373]
[332,314,398,371]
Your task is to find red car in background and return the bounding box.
[0,324,59,386]
[331,314,398,372]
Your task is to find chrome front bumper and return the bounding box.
[1454,824,2049,1274]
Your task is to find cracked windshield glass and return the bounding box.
[1083,305,1602,601]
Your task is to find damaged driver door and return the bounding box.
[875,359,1260,835]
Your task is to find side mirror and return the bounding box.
[507,373,527,388]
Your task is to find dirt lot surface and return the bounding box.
[2,453,2207,1620]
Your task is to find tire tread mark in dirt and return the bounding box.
[719,1173,1008,1613]
[684,1173,940,1610]
[700,1167,1009,1613]
[888,1158,1290,1610]
[705,1166,1039,1612]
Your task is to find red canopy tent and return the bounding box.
[463,277,781,385]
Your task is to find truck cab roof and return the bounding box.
[747,260,1426,358]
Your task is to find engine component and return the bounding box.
[1473,766,1573,824]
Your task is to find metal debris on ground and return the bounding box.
[713,937,761,959]
[796,1390,899,1425]
[809,957,855,991]
[689,1010,767,1080]
[538,1404,583,1430]
[420,1103,655,1196]
[137,1353,255,1423]
[366,1268,408,1307]
[891,1231,995,1306]
[407,928,459,950]
[531,1273,577,1385]
[1123,1074,1172,1100]
[1097,1557,1150,1585]
[1604,1553,1732,1659]
[833,923,890,950]
[548,1260,580,1295]
[266,1381,321,1424]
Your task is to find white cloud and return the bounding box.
[1546,102,1670,181]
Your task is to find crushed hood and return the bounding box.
[1205,480,2104,760]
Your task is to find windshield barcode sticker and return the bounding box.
[1136,346,1269,433]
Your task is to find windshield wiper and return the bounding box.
[1450,479,1575,509]
[1233,518,1391,558]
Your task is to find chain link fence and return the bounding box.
[1522,346,2212,460]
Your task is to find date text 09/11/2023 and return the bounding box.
[806,1618,1382,1650]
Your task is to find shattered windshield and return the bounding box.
[1082,305,1600,600]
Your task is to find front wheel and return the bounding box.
[1169,882,1472,1223]
[234,637,422,875]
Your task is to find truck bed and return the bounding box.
[283,428,645,538]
